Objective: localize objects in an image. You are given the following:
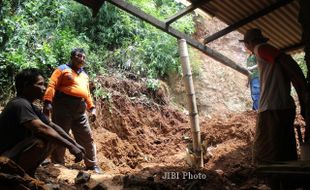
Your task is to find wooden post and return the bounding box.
[178,39,203,168]
[299,0,310,83]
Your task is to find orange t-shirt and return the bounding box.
[43,64,94,110]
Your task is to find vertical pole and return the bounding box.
[299,0,310,83]
[178,39,203,168]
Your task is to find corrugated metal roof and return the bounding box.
[193,0,303,53]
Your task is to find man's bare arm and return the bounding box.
[23,119,84,162]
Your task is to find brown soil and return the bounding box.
[35,73,300,190]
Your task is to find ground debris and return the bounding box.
[0,156,48,190]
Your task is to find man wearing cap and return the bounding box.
[241,28,308,188]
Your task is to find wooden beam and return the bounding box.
[281,42,305,53]
[164,0,207,26]
[74,0,105,16]
[203,0,294,44]
[256,161,310,178]
[73,0,103,9]
[165,4,197,26]
[106,0,250,76]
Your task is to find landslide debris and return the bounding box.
[34,73,272,190]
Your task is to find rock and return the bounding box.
[74,171,91,184]
[123,175,168,190]
[91,183,108,190]
[45,183,60,190]
[0,156,48,190]
[0,156,26,176]
[153,139,161,144]
[215,169,224,176]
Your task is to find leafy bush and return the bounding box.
[0,0,197,104]
[293,52,307,77]
[146,78,160,91]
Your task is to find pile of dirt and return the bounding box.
[93,74,190,173]
[35,73,272,190]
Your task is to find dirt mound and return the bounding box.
[90,74,263,189]
[93,74,189,172]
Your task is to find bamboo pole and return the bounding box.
[178,39,203,168]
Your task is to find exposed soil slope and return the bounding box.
[34,73,271,190]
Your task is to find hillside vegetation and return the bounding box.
[0,0,195,103]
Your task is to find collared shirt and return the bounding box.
[43,64,94,110]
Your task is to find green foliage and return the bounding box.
[93,84,112,102]
[0,0,197,103]
[293,52,307,77]
[189,47,203,77]
[128,0,195,34]
[146,78,160,91]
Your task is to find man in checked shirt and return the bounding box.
[43,48,102,174]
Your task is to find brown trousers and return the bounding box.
[253,108,297,164]
[253,109,298,190]
[51,93,97,167]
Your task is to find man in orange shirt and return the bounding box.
[43,48,102,173]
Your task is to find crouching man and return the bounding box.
[0,68,85,177]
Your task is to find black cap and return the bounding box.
[239,28,269,43]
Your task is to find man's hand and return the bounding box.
[89,108,97,122]
[75,143,86,155]
[69,145,85,163]
[246,74,251,88]
[43,101,52,119]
